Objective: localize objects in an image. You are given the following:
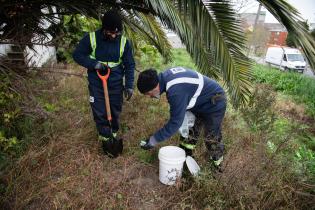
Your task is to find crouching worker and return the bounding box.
[137,67,226,168]
[72,10,135,156]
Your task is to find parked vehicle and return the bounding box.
[265,46,306,73]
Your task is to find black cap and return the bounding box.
[102,10,122,32]
[137,69,159,94]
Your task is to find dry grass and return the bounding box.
[1,69,184,209]
[275,95,315,135]
[275,96,306,119]
[1,67,315,209]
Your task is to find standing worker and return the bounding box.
[73,10,135,153]
[137,67,226,169]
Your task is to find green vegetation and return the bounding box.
[251,64,315,182]
[138,47,196,71]
[0,73,25,170]
[56,15,101,62]
[253,64,315,117]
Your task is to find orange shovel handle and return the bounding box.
[97,68,112,121]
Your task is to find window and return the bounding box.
[287,54,304,61]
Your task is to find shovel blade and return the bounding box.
[102,137,123,158]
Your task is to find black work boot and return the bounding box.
[179,136,197,157]
[209,154,224,173]
[179,144,193,156]
[205,141,224,173]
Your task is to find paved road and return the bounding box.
[250,56,315,78]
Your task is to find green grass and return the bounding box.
[136,149,157,164]
[138,48,196,72]
[253,64,315,117]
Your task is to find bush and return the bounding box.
[241,84,276,132]
[0,73,23,169]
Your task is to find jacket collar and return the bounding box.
[158,73,166,94]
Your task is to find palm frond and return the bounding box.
[257,0,315,70]
[144,0,219,77]
[145,0,252,106]
[205,1,253,104]
[136,12,173,63]
[122,10,173,63]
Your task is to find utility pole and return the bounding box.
[247,3,262,56]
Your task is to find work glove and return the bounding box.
[95,62,109,75]
[124,88,133,101]
[140,136,157,150]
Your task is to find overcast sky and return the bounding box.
[239,0,315,23]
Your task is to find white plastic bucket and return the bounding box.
[158,146,186,185]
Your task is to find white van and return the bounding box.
[265,46,306,73]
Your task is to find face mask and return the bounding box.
[152,93,160,99]
[104,34,118,41]
[103,30,121,41]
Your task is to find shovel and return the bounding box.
[97,67,123,158]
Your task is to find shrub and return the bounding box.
[0,73,22,169]
[241,84,276,132]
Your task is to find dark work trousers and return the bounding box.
[181,97,226,160]
[88,83,123,138]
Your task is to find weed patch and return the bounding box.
[253,64,315,117]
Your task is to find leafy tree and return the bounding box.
[54,15,101,62]
[246,24,270,56]
[1,0,315,106]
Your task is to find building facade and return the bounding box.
[268,30,288,46]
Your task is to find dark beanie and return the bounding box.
[102,10,122,32]
[137,69,159,94]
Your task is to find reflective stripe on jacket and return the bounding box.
[89,32,127,68]
[153,67,226,142]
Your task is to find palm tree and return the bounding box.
[1,0,314,106]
